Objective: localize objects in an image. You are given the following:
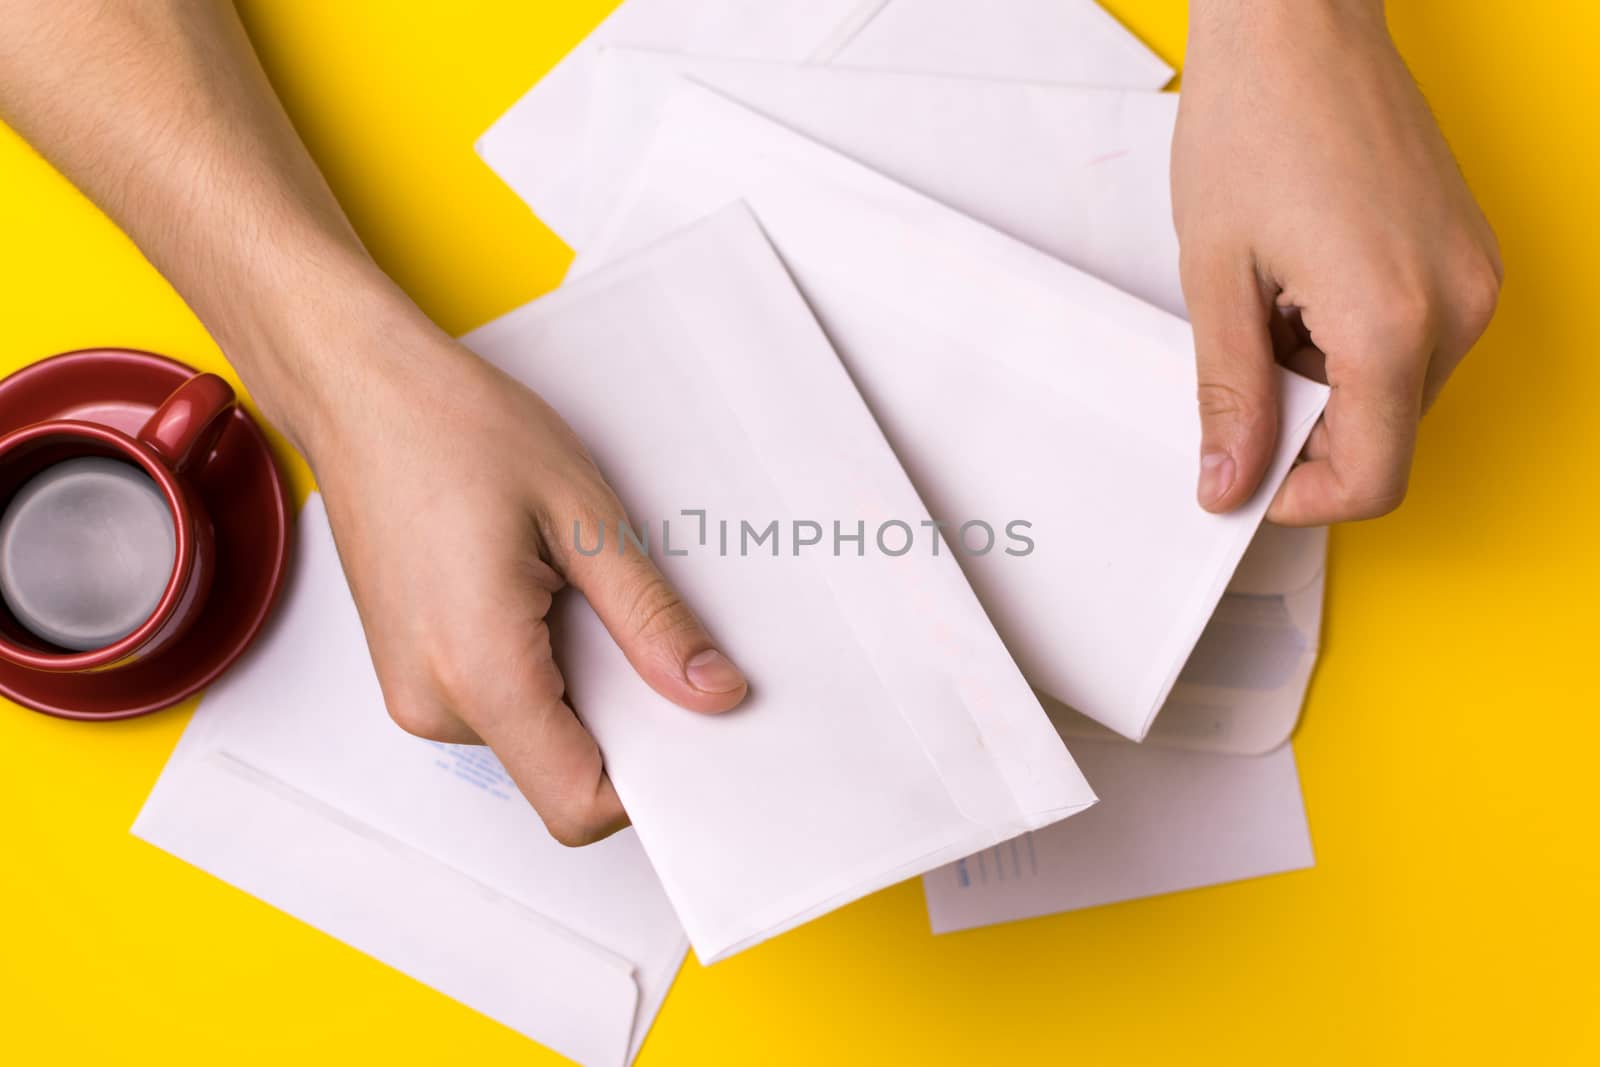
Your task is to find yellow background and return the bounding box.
[1,2,1595,1063]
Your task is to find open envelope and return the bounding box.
[134,496,686,1067]
[921,736,1316,932]
[476,0,1171,245]
[921,528,1324,931]
[931,528,1324,925]
[1087,524,1328,755]
[460,205,1095,964]
[573,86,1330,742]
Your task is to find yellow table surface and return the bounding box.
[2,2,1595,1063]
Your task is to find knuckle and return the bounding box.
[542,816,594,849]
[545,488,619,565]
[387,694,457,742]
[1454,257,1502,336]
[1339,476,1410,521]
[1196,380,1265,425]
[1209,318,1268,363]
[1363,284,1435,355]
[541,803,612,849]
[624,576,697,644]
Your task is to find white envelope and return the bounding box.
[827,0,1173,88]
[574,86,1329,742]
[1091,524,1328,755]
[579,52,1184,315]
[925,527,1323,931]
[475,0,1172,245]
[460,204,1095,964]
[579,55,1330,754]
[134,496,686,1067]
[922,736,1315,932]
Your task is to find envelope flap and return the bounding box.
[133,751,644,1067]
[1227,525,1329,597]
[831,0,1175,88]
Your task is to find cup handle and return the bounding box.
[137,373,237,474]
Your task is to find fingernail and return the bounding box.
[686,649,746,694]
[1198,451,1236,509]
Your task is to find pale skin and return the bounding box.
[1176,0,1501,522]
[0,1,1498,844]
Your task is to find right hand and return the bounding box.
[289,314,749,846]
[1173,0,1501,525]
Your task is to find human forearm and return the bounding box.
[0,0,422,453]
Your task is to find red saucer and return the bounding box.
[0,349,293,720]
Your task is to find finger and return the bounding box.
[1268,340,1428,526]
[456,628,630,848]
[1423,271,1501,413]
[377,666,486,745]
[1302,418,1332,462]
[1279,341,1332,463]
[1181,250,1282,513]
[473,692,629,848]
[557,499,748,715]
[387,698,485,746]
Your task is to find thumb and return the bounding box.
[558,505,748,715]
[1182,253,1282,513]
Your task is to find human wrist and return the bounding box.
[1188,0,1387,58]
[198,239,445,460]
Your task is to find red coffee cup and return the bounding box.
[0,372,236,673]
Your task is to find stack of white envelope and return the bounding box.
[135,3,1330,1064]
